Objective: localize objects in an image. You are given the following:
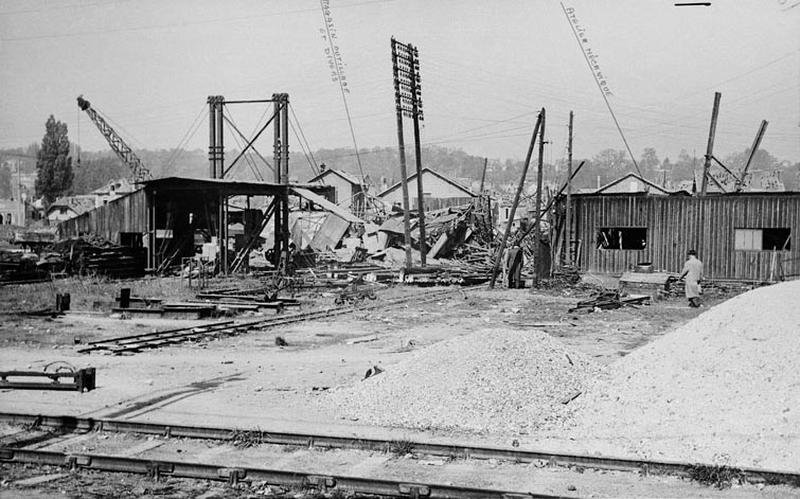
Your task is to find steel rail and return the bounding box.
[0,447,566,499]
[2,412,798,487]
[79,287,464,354]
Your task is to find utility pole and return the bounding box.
[479,157,488,193]
[700,92,721,196]
[391,37,413,269]
[408,43,427,265]
[489,110,543,289]
[389,38,427,266]
[565,111,573,266]
[533,108,546,286]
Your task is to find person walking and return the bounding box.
[507,243,524,289]
[679,249,704,307]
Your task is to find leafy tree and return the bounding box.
[72,155,129,194]
[35,116,73,206]
[0,165,12,199]
[639,147,660,179]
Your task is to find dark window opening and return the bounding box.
[120,232,143,248]
[597,227,647,250]
[763,228,791,250]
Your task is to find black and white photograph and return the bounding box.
[0,1,799,497]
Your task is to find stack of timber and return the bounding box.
[52,236,145,278]
[194,285,300,311]
[0,249,47,283]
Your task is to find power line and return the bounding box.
[289,104,320,176]
[2,0,395,41]
[560,2,642,177]
[318,0,367,186]
[164,104,207,171]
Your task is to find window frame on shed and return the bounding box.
[597,227,648,250]
[734,228,791,251]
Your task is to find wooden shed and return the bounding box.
[57,177,331,273]
[564,192,799,281]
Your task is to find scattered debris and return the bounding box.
[363,365,384,380]
[568,291,650,312]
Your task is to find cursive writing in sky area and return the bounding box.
[0,0,797,164]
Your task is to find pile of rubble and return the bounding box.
[564,279,800,470]
[325,329,601,434]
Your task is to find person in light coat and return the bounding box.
[679,249,704,307]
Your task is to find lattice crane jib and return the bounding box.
[76,95,152,183]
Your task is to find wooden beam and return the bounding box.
[700,92,721,196]
[489,110,543,288]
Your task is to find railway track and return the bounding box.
[0,446,567,498]
[2,412,799,488]
[78,286,465,355]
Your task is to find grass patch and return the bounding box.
[229,428,269,449]
[688,464,746,489]
[387,439,415,456]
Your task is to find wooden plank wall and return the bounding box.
[57,189,148,244]
[571,194,800,280]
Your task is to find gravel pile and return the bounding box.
[566,279,800,470]
[325,329,601,433]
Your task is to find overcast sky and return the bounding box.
[1,0,798,170]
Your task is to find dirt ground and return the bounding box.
[2,277,793,498]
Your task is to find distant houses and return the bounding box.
[308,167,365,215]
[377,167,477,211]
[45,195,97,223]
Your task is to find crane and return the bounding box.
[76,95,152,183]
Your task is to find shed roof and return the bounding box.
[377,168,476,198]
[308,168,362,186]
[594,172,676,195]
[46,195,96,216]
[140,176,330,197]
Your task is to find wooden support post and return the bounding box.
[566,110,573,266]
[489,110,543,289]
[737,119,769,192]
[479,157,488,193]
[533,108,546,286]
[700,92,721,196]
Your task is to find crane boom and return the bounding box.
[77,95,152,183]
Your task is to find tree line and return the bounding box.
[4,116,799,206]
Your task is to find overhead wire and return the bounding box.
[318,0,366,185]
[287,117,318,180]
[289,103,320,177]
[163,104,207,172]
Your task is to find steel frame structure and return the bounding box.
[206,94,291,274]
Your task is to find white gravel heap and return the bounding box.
[326,329,600,433]
[567,279,800,471]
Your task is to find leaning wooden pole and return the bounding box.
[533,108,546,286]
[565,111,573,266]
[479,157,488,193]
[736,119,769,192]
[700,92,721,196]
[489,110,543,289]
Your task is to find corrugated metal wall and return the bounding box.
[572,194,800,280]
[57,189,148,244]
